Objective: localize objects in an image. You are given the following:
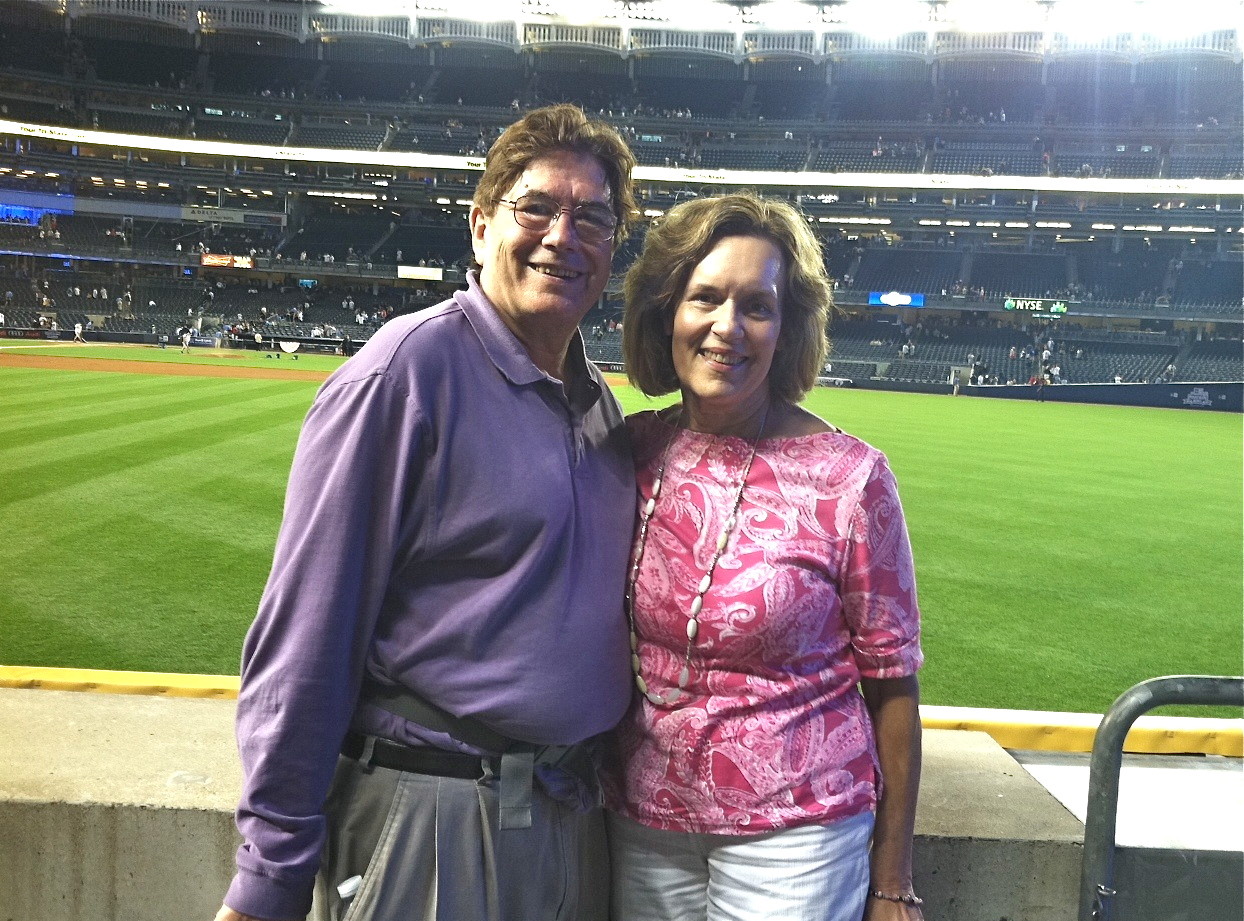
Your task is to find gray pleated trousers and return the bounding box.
[311,755,609,921]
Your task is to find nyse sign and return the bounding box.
[1004,297,1068,314]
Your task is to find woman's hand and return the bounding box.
[863,894,925,921]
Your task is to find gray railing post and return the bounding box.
[1078,674,1244,921]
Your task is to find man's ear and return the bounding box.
[469,206,488,265]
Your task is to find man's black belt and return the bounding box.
[342,731,496,781]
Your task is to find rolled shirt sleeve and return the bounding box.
[841,456,924,679]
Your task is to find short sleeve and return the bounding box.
[840,456,923,679]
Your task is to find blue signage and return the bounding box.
[868,291,926,308]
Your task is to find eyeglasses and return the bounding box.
[498,192,617,244]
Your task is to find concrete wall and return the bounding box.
[0,688,1085,921]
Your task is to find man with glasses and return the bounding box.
[216,104,638,921]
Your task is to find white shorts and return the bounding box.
[607,809,874,921]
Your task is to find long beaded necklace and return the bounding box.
[625,401,771,707]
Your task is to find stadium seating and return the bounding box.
[1073,242,1170,304]
[853,247,965,296]
[1172,258,1244,309]
[1167,144,1243,180]
[930,141,1043,176]
[970,252,1071,299]
[1052,146,1160,179]
[296,122,388,150]
[1178,339,1244,381]
[698,143,807,171]
[1057,340,1179,384]
[91,109,184,138]
[194,117,290,145]
[0,9,1238,400]
[811,142,922,174]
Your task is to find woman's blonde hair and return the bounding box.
[623,192,832,404]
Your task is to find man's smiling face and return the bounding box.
[470,149,615,351]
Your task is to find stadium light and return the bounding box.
[1049,0,1241,40]
[945,0,1045,32]
[661,0,742,30]
[560,0,619,25]
[755,0,820,29]
[1130,0,1241,36]
[445,0,516,21]
[320,0,522,22]
[840,0,931,37]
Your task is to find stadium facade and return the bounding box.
[0,0,1239,399]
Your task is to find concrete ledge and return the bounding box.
[0,689,241,921]
[0,687,1085,921]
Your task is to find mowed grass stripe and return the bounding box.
[4,506,281,674]
[1,376,317,508]
[3,364,1241,714]
[3,375,316,674]
[0,371,313,452]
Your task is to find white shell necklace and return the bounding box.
[625,400,771,707]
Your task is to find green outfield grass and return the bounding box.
[1,352,1240,716]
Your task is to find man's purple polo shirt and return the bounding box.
[225,274,635,919]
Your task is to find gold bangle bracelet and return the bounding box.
[869,889,925,907]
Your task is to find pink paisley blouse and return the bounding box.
[605,410,923,835]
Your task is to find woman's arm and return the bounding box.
[861,674,925,920]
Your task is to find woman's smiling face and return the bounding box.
[670,234,785,434]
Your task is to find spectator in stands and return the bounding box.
[215,103,638,921]
[611,193,925,921]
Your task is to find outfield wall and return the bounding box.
[0,327,155,345]
[963,381,1244,412]
[811,376,1242,411]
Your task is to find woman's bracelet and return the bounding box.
[869,889,925,907]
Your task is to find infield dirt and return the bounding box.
[0,352,331,381]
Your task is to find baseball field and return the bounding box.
[1,342,1240,717]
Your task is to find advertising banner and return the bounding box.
[869,291,926,308]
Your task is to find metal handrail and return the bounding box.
[1079,674,1244,921]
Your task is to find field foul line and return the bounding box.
[1,666,1239,756]
[0,341,99,350]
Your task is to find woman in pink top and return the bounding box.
[606,193,925,921]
